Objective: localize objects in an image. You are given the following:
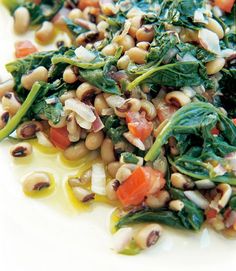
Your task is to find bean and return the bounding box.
[106,179,120,201]
[63,66,78,84]
[64,141,89,160]
[21,66,48,90]
[206,18,224,39]
[2,92,21,115]
[102,43,118,56]
[72,187,95,203]
[136,25,154,42]
[0,111,9,129]
[16,121,43,139]
[117,55,130,70]
[116,166,132,183]
[165,91,191,107]
[49,116,67,128]
[0,79,14,99]
[171,173,194,190]
[136,41,150,51]
[10,142,32,157]
[85,130,104,150]
[59,90,76,104]
[117,35,135,52]
[134,224,162,249]
[35,21,54,43]
[76,82,100,101]
[100,138,115,164]
[206,58,225,75]
[67,113,81,142]
[128,15,142,38]
[140,99,156,120]
[22,172,51,195]
[68,8,83,21]
[169,200,185,211]
[145,190,170,209]
[126,47,147,64]
[107,161,121,178]
[94,94,109,115]
[14,7,30,34]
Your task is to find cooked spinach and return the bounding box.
[103,116,128,143]
[229,195,236,210]
[64,17,88,37]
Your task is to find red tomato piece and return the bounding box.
[79,0,100,10]
[126,111,153,142]
[211,127,220,135]
[232,119,236,125]
[205,208,218,220]
[15,41,38,58]
[49,127,71,150]
[214,0,235,12]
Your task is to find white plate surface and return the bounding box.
[0,4,235,271]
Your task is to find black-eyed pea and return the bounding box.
[22,172,52,196]
[68,8,83,21]
[169,200,185,211]
[59,91,76,104]
[128,15,142,38]
[0,111,9,129]
[206,18,224,39]
[126,47,148,64]
[140,99,156,120]
[206,58,225,75]
[21,66,48,90]
[171,173,194,190]
[100,138,116,164]
[115,165,132,183]
[63,66,78,84]
[76,82,100,101]
[63,141,89,160]
[72,187,95,203]
[117,35,135,52]
[106,179,120,201]
[136,41,150,51]
[165,91,191,107]
[117,55,130,70]
[14,7,30,34]
[1,92,21,115]
[35,21,55,43]
[0,79,14,99]
[145,190,170,209]
[136,25,154,42]
[102,43,118,56]
[48,116,67,128]
[134,224,162,249]
[107,161,122,178]
[10,142,32,157]
[85,130,104,150]
[16,121,43,139]
[94,93,110,115]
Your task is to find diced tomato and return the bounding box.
[78,0,100,10]
[156,101,178,123]
[126,111,153,142]
[214,0,235,12]
[15,41,38,58]
[49,127,71,150]
[116,167,166,207]
[232,119,236,125]
[205,208,218,220]
[211,127,220,135]
[33,0,42,4]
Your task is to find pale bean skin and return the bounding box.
[117,55,130,70]
[102,44,118,56]
[14,7,30,34]
[59,91,76,104]
[48,116,67,128]
[206,58,226,75]
[0,79,14,99]
[206,18,224,39]
[126,47,148,64]
[136,41,150,51]
[128,15,142,38]
[35,21,54,43]
[68,8,83,21]
[76,82,100,101]
[22,172,51,194]
[63,66,78,84]
[21,66,48,90]
[117,35,135,52]
[2,93,21,115]
[165,91,191,107]
[0,111,9,129]
[106,179,119,201]
[16,121,43,139]
[107,161,121,178]
[85,131,104,150]
[10,142,32,158]
[94,94,109,115]
[140,99,157,120]
[100,138,116,164]
[169,200,185,211]
[64,141,89,160]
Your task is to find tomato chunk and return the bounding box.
[49,127,71,150]
[116,167,166,207]
[78,0,100,10]
[205,208,218,220]
[233,119,236,125]
[214,0,235,12]
[211,127,220,135]
[126,112,153,142]
[15,41,38,58]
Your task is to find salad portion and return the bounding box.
[0,0,236,254]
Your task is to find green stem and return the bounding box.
[0,82,41,142]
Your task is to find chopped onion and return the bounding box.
[75,114,92,130]
[91,163,106,195]
[195,179,215,189]
[105,95,125,109]
[92,111,104,132]
[101,108,114,116]
[220,49,236,58]
[36,131,54,148]
[64,98,96,123]
[113,20,131,42]
[193,9,208,24]
[75,46,96,63]
[198,28,221,55]
[184,191,209,209]
[181,86,196,98]
[123,132,145,151]
[225,152,236,171]
[213,164,227,176]
[111,227,134,253]
[181,53,198,62]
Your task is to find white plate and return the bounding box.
[0,4,235,271]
